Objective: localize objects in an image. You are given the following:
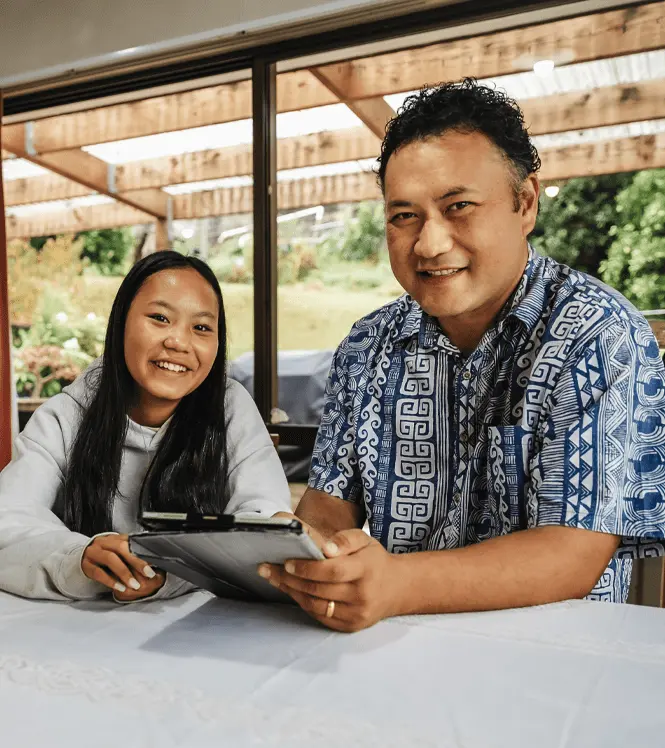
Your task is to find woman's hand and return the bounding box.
[82,533,165,601]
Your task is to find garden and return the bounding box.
[8,169,665,401]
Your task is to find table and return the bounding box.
[1,591,665,747]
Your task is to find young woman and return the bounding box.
[0,251,292,603]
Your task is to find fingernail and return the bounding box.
[286,561,297,574]
[257,565,271,579]
[143,565,156,579]
[128,577,141,590]
[324,542,339,556]
[114,582,127,593]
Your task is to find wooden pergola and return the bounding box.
[1,0,665,468]
[3,1,665,242]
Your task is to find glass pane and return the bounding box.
[2,73,254,428]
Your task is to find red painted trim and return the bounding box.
[0,94,13,470]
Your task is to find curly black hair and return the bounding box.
[377,78,541,205]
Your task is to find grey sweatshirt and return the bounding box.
[0,366,291,601]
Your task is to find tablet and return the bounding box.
[128,513,325,603]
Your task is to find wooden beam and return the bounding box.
[539,132,665,181]
[3,126,169,217]
[523,79,665,137]
[5,127,381,205]
[173,172,381,219]
[9,2,664,154]
[9,129,665,239]
[313,2,665,101]
[4,173,91,205]
[6,173,381,237]
[6,202,151,239]
[311,68,395,138]
[2,71,336,155]
[8,73,665,208]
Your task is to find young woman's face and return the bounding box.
[124,268,219,421]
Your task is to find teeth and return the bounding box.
[426,268,461,277]
[155,361,187,373]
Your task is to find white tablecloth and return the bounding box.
[1,591,665,747]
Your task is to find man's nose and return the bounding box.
[414,217,454,258]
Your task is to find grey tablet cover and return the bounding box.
[129,529,324,602]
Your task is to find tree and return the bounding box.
[599,169,665,311]
[78,228,134,275]
[29,227,134,275]
[7,236,84,324]
[530,174,634,276]
[337,201,385,264]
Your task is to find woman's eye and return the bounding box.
[194,324,213,333]
[148,314,168,323]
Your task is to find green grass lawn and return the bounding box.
[76,275,402,360]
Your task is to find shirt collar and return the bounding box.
[392,246,546,351]
[501,246,547,336]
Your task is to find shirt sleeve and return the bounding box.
[533,317,665,557]
[0,397,107,600]
[223,379,292,517]
[308,338,363,503]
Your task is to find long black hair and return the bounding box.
[63,251,229,536]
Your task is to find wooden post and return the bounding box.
[0,94,14,469]
[155,218,170,251]
[252,59,278,421]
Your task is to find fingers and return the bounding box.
[325,529,374,558]
[284,587,353,624]
[269,569,355,603]
[113,572,166,602]
[83,548,141,592]
[81,558,128,592]
[82,534,157,593]
[109,535,158,580]
[267,547,369,584]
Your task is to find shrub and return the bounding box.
[599,170,665,310]
[13,345,89,398]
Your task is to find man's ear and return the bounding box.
[520,174,540,235]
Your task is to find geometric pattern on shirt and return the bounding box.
[310,249,665,603]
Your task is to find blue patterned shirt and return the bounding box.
[309,249,665,602]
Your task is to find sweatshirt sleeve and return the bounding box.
[223,379,292,517]
[0,395,107,601]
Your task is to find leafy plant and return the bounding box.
[13,345,88,398]
[79,228,134,275]
[7,236,84,325]
[599,169,665,310]
[333,202,386,264]
[530,174,634,276]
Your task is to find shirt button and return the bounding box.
[453,492,462,503]
[460,433,468,444]
[462,371,472,380]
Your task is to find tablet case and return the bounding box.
[129,520,324,603]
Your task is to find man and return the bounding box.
[258,79,665,631]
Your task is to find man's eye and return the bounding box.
[389,212,417,224]
[149,314,168,323]
[448,201,472,212]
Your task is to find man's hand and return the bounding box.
[82,533,165,601]
[258,529,401,632]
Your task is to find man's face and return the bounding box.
[384,130,539,350]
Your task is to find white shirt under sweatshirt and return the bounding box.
[0,365,292,602]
